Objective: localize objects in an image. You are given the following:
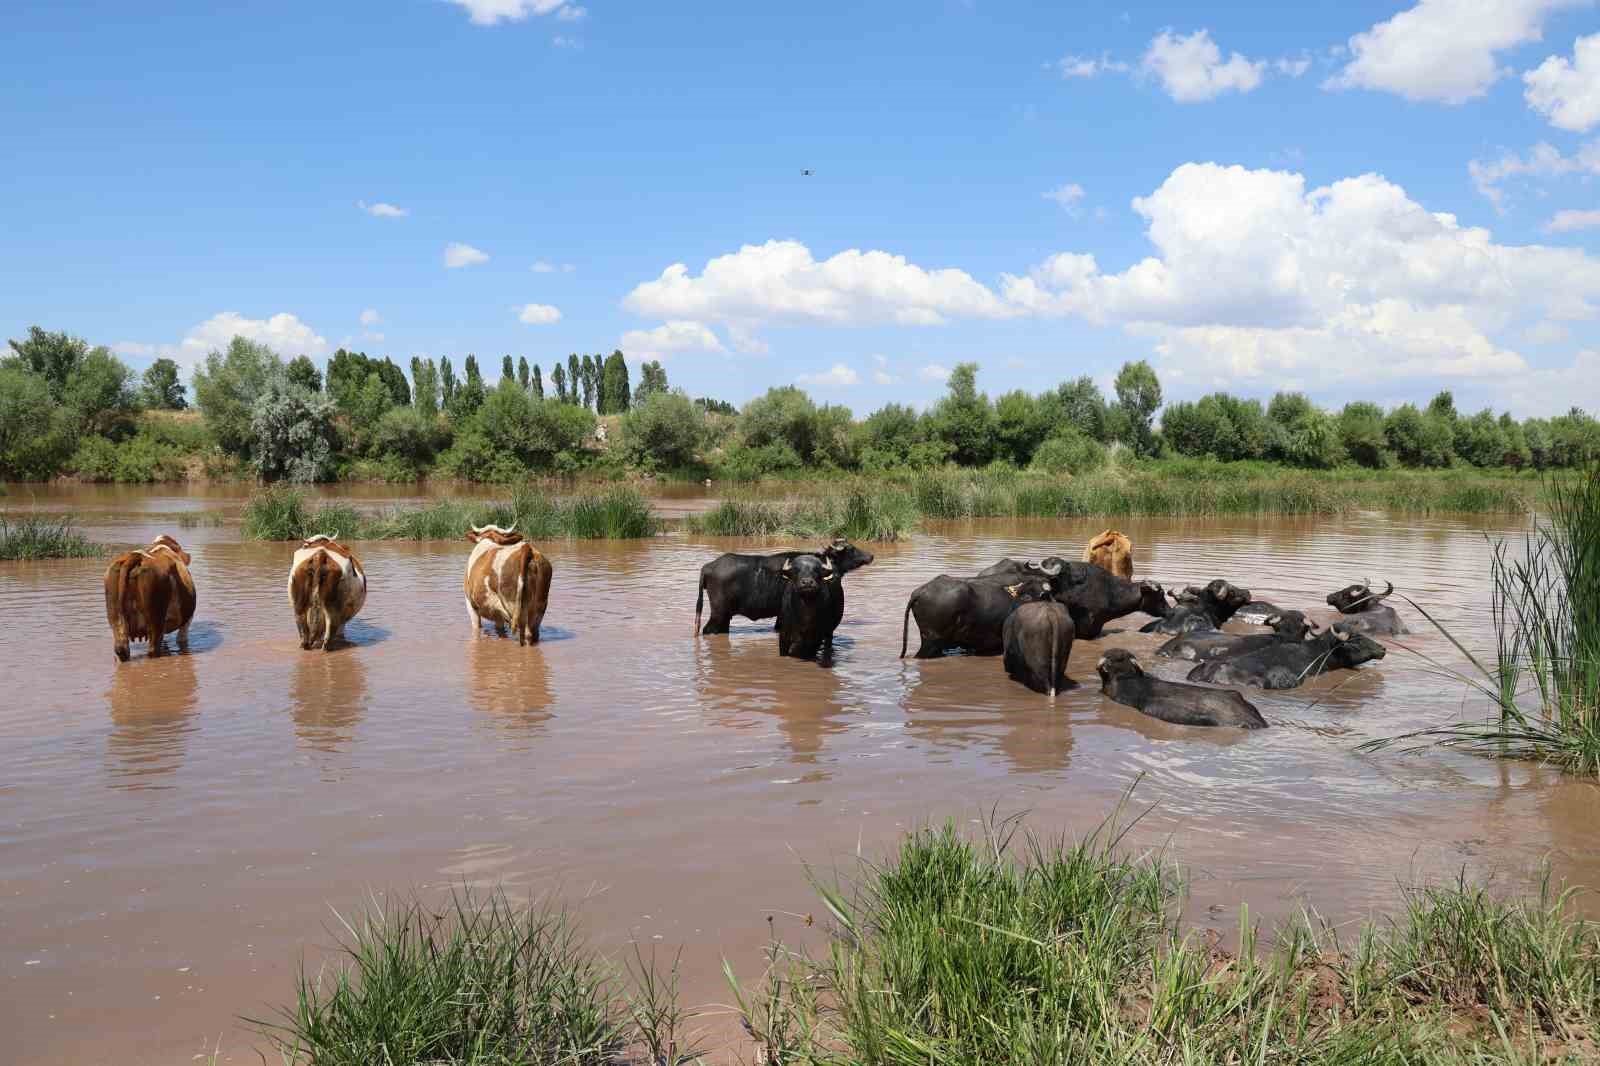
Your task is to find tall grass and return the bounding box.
[686,484,918,542]
[1366,461,1600,774]
[240,486,660,541]
[0,512,105,560]
[727,813,1600,1065]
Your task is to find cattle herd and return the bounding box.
[102,525,1405,732]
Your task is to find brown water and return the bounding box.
[4,489,1598,1066]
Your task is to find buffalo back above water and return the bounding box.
[901,573,1053,658]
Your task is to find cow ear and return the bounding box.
[181,551,192,565]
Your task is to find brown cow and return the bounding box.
[103,534,197,662]
[1082,529,1134,579]
[287,533,367,651]
[464,523,553,646]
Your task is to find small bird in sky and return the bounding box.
[801,169,813,176]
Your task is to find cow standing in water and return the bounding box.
[464,524,553,646]
[103,534,197,661]
[287,533,367,651]
[1082,529,1134,579]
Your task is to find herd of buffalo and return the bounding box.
[103,525,1404,732]
[695,529,1403,730]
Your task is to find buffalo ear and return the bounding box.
[1005,582,1022,598]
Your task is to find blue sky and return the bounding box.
[2,0,1597,416]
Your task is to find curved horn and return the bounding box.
[504,523,515,535]
[1375,581,1394,602]
[781,557,793,572]
[821,557,837,581]
[1039,557,1063,576]
[329,531,339,543]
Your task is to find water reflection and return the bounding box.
[695,634,853,771]
[104,652,199,789]
[468,636,553,730]
[289,648,369,752]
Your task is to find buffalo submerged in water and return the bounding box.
[976,557,1168,639]
[1155,610,1314,663]
[1187,622,1387,689]
[1097,648,1268,729]
[1139,579,1251,635]
[695,539,873,634]
[1326,581,1409,635]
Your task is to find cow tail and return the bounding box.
[1048,609,1060,699]
[518,545,535,646]
[105,554,136,658]
[900,597,914,658]
[315,551,340,643]
[694,573,705,635]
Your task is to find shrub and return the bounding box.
[370,406,441,477]
[61,346,140,439]
[621,390,703,470]
[0,512,104,559]
[0,366,76,480]
[1338,401,1391,468]
[738,385,854,467]
[713,441,804,481]
[69,434,189,483]
[1029,428,1107,475]
[926,363,997,466]
[192,337,284,459]
[251,379,339,483]
[1385,404,1455,468]
[475,383,596,470]
[241,486,312,540]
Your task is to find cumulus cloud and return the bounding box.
[796,363,861,387]
[1326,0,1583,104]
[445,0,581,25]
[444,242,489,268]
[1495,350,1600,415]
[1275,55,1312,77]
[1547,208,1600,232]
[617,320,726,360]
[1524,33,1600,131]
[1141,30,1265,102]
[872,370,895,385]
[1469,140,1600,208]
[516,303,562,325]
[359,308,381,326]
[119,312,331,371]
[1524,320,1571,343]
[1044,182,1087,216]
[556,4,586,18]
[918,364,951,382]
[357,200,407,218]
[1056,53,1130,78]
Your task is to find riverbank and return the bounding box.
[264,816,1600,1065]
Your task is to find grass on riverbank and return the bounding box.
[0,512,104,560]
[685,485,920,542]
[1367,461,1600,775]
[241,485,660,542]
[729,816,1600,1065]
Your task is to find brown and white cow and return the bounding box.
[464,523,553,646]
[1083,529,1134,580]
[287,532,367,651]
[103,534,198,662]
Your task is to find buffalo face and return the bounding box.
[1265,610,1313,640]
[823,539,875,575]
[1329,624,1387,668]
[1327,581,1394,614]
[782,553,835,598]
[1096,647,1143,685]
[1203,579,1251,615]
[1137,581,1169,617]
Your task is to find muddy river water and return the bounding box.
[3,486,1598,1065]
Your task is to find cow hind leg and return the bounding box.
[145,580,172,658]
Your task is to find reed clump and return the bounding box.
[240,486,659,541]
[727,815,1600,1065]
[1367,461,1600,774]
[686,484,917,542]
[0,512,105,560]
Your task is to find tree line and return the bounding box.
[2,324,1596,484]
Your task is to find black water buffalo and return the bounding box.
[1155,610,1313,662]
[1002,600,1076,696]
[1096,649,1268,729]
[1186,623,1386,689]
[777,553,842,661]
[1326,581,1409,635]
[695,539,874,634]
[900,573,1054,658]
[978,558,1167,639]
[1235,599,1288,625]
[1139,579,1252,635]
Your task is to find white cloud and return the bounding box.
[556,4,586,18]
[1468,140,1600,208]
[359,308,382,326]
[1056,53,1130,78]
[1326,0,1583,104]
[552,34,582,48]
[1044,182,1087,216]
[1524,320,1571,343]
[1141,29,1265,102]
[618,320,726,360]
[516,303,562,325]
[872,370,895,385]
[445,0,578,25]
[112,341,157,358]
[124,311,331,371]
[918,364,951,382]
[1547,208,1600,232]
[1496,350,1600,415]
[796,363,861,387]
[624,239,1011,330]
[444,242,490,268]
[1275,55,1312,77]
[357,200,407,218]
[531,260,577,273]
[1525,33,1600,131]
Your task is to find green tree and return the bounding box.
[192,337,284,459]
[550,363,569,403]
[927,362,997,466]
[1384,404,1453,468]
[600,350,631,414]
[5,326,88,398]
[449,354,486,421]
[529,363,544,400]
[0,366,75,479]
[580,354,596,410]
[502,354,514,383]
[1427,390,1458,422]
[1030,427,1107,475]
[250,378,338,483]
[622,389,703,469]
[476,380,596,468]
[1042,376,1108,442]
[1111,360,1162,456]
[285,354,323,393]
[993,389,1049,466]
[440,356,457,408]
[62,346,140,438]
[1337,401,1390,468]
[410,357,439,420]
[567,354,581,403]
[517,356,530,391]
[1455,409,1510,468]
[372,406,440,476]
[141,358,188,410]
[635,360,668,404]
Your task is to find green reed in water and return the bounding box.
[686,484,918,542]
[0,512,105,560]
[240,486,659,541]
[725,809,1600,1066]
[1366,461,1600,774]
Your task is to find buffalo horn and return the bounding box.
[1039,557,1063,576]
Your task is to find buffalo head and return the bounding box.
[1004,577,1055,603]
[1326,581,1394,614]
[1137,581,1169,617]
[1264,610,1313,640]
[1096,647,1144,683]
[1202,579,1252,613]
[781,553,835,597]
[1328,623,1387,668]
[822,538,875,574]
